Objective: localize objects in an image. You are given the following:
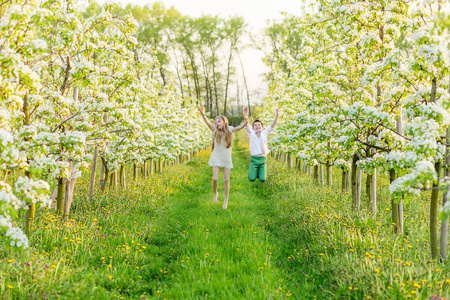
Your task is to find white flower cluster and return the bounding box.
[5,226,29,248]
[335,159,351,170]
[0,189,24,210]
[14,176,51,207]
[390,160,437,200]
[0,190,28,249]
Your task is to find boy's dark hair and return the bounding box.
[252,120,263,127]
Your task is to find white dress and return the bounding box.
[208,126,234,169]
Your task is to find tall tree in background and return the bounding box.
[91,2,248,117]
[223,16,245,116]
[256,17,303,81]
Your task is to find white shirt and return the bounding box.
[245,125,274,157]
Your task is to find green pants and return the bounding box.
[248,156,267,182]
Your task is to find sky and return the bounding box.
[115,0,303,104]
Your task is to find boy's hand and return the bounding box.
[198,105,204,114]
[244,117,250,124]
[243,107,249,117]
[275,108,281,116]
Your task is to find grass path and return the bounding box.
[149,134,298,298]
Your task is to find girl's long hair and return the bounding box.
[212,115,233,150]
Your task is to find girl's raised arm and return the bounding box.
[232,118,249,133]
[198,105,215,132]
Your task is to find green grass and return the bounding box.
[1,131,450,299]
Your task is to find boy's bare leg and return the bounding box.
[212,167,220,204]
[223,168,231,209]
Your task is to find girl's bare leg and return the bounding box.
[223,168,231,209]
[212,167,220,204]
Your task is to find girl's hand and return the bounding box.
[243,107,249,116]
[276,108,281,116]
[244,117,250,124]
[198,105,204,114]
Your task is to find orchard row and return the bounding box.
[0,1,210,249]
[262,0,450,259]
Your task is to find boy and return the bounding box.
[243,108,280,182]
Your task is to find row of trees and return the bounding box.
[0,0,210,250]
[84,2,250,116]
[263,0,450,259]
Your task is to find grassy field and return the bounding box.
[1,131,450,299]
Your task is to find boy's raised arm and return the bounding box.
[232,107,250,133]
[198,105,215,132]
[244,107,250,125]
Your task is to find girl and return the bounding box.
[198,105,248,209]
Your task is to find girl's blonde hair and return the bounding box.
[212,115,233,150]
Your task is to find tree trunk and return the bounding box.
[23,92,35,234]
[431,161,442,258]
[159,66,166,87]
[351,155,358,209]
[212,54,219,115]
[56,177,65,215]
[371,169,377,216]
[356,168,362,210]
[390,169,401,234]
[429,75,440,258]
[223,47,233,116]
[63,162,73,220]
[133,163,137,180]
[440,75,450,260]
[346,171,350,193]
[237,50,251,117]
[366,174,372,209]
[395,85,404,234]
[326,160,332,187]
[109,172,114,189]
[319,165,324,187]
[172,51,184,96]
[89,146,98,200]
[159,159,163,174]
[143,160,147,180]
[341,169,346,192]
[121,166,126,189]
[186,51,201,100]
[398,198,404,234]
[313,165,318,183]
[119,165,125,188]
[102,166,109,192]
[440,124,450,260]
[430,77,437,102]
[288,154,293,169]
[149,158,154,175]
[100,159,105,191]
[182,56,191,94]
